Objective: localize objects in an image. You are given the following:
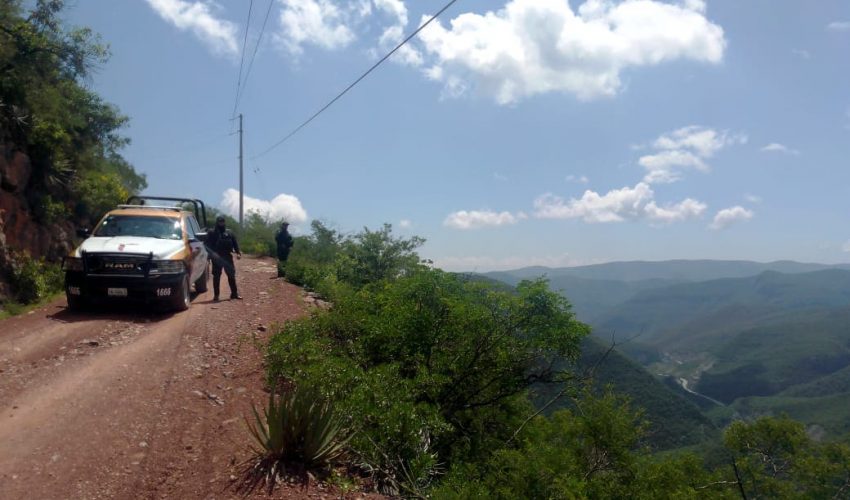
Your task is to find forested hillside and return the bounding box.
[260,230,850,497]
[488,262,850,443]
[0,0,144,304]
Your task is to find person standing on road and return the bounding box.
[206,215,242,301]
[274,221,294,277]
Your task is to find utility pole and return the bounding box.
[238,113,244,226]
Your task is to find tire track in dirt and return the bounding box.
[0,257,330,499]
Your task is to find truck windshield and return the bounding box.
[93,215,183,240]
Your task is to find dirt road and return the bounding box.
[0,257,322,499]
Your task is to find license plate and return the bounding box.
[107,288,128,297]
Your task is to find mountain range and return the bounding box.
[484,260,850,444]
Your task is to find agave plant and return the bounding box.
[240,383,351,493]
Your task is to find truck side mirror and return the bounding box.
[76,228,91,239]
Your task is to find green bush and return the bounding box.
[282,221,423,296]
[1,1,146,227]
[9,252,63,304]
[239,212,278,257]
[267,267,590,493]
[72,170,129,222]
[35,194,70,223]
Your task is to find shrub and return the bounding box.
[9,252,63,304]
[266,269,590,492]
[432,388,714,499]
[73,170,129,222]
[241,383,350,493]
[283,221,424,296]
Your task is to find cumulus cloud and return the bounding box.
[566,174,589,184]
[827,21,850,32]
[220,189,308,223]
[276,0,357,54]
[709,205,753,230]
[638,126,745,184]
[399,219,412,229]
[145,0,239,55]
[533,182,705,224]
[444,209,526,229]
[744,194,762,204]
[761,143,800,155]
[417,0,726,104]
[369,0,425,66]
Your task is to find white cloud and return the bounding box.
[565,174,589,184]
[417,0,726,104]
[744,194,762,204]
[709,205,753,230]
[791,48,811,59]
[533,182,705,224]
[494,172,509,181]
[761,143,800,155]
[434,253,597,272]
[639,150,708,183]
[220,189,308,223]
[644,198,707,223]
[373,0,408,25]
[827,21,850,32]
[399,219,412,229]
[145,0,239,55]
[373,0,425,66]
[638,126,745,184]
[652,125,741,157]
[444,209,526,229]
[276,0,356,54]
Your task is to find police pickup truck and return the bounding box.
[63,197,210,311]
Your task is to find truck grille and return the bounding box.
[84,253,151,276]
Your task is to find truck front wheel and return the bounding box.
[172,276,191,311]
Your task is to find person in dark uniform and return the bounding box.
[206,215,242,301]
[274,221,294,277]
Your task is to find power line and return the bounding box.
[231,0,254,118]
[234,0,275,112]
[252,0,461,160]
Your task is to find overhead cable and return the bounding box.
[231,0,255,118]
[252,0,461,160]
[234,0,275,111]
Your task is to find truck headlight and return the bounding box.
[63,257,84,272]
[150,260,185,274]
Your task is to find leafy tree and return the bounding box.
[433,388,723,499]
[723,416,850,499]
[334,223,425,287]
[267,263,590,492]
[1,0,146,224]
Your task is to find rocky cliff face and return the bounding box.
[0,141,75,299]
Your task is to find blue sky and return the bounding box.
[63,0,850,270]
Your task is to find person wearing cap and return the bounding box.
[274,221,294,277]
[206,215,242,301]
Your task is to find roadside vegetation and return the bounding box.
[1,1,145,309]
[246,222,850,497]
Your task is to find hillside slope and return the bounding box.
[535,337,717,450]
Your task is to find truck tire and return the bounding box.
[172,275,191,311]
[195,265,209,293]
[66,293,87,312]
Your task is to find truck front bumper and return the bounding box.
[65,271,186,304]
